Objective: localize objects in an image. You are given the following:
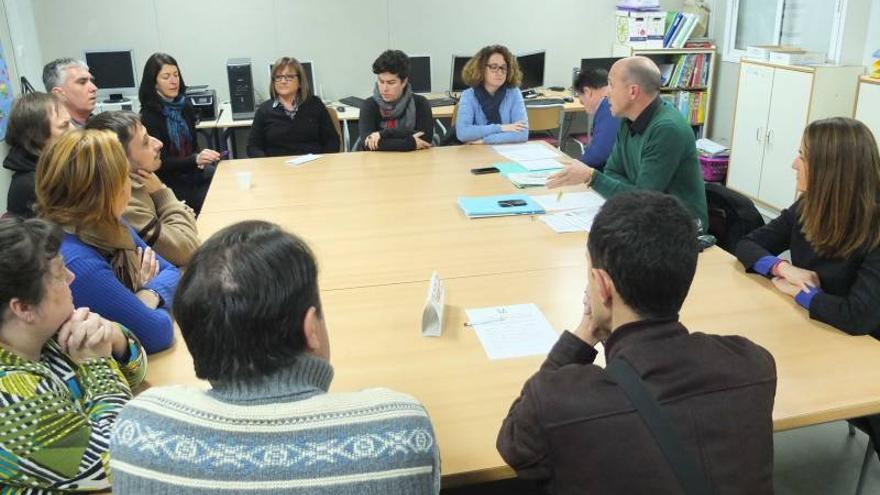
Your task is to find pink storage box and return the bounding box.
[699,155,729,182]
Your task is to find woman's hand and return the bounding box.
[501,121,527,133]
[776,262,821,292]
[136,246,159,289]
[196,149,222,168]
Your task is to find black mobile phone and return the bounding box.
[470,166,500,175]
[498,199,528,207]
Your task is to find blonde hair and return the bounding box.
[461,45,522,88]
[36,129,130,232]
[270,57,310,102]
[799,117,880,258]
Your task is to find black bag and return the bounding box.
[705,182,765,254]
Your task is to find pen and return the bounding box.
[556,191,564,202]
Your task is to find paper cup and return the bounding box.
[234,171,252,191]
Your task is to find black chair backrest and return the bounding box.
[705,182,766,254]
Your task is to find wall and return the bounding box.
[0,0,27,212]
[865,0,880,67]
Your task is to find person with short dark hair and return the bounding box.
[139,52,221,214]
[87,111,199,266]
[110,220,441,494]
[3,92,72,217]
[498,190,776,494]
[247,57,340,157]
[358,49,433,152]
[547,57,708,231]
[549,68,619,174]
[0,216,146,493]
[42,58,97,127]
[455,44,528,144]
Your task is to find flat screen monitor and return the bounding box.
[450,55,471,92]
[517,50,545,90]
[408,55,431,93]
[268,61,316,96]
[84,49,136,100]
[578,55,666,87]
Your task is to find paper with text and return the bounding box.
[533,191,606,212]
[465,303,558,360]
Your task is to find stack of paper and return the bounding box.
[695,138,729,157]
[465,304,559,360]
[285,154,323,166]
[457,194,545,218]
[492,144,565,172]
[506,171,555,188]
[532,191,606,233]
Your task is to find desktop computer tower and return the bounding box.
[186,88,217,121]
[226,58,255,120]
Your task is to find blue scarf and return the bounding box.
[160,95,193,157]
[474,85,506,125]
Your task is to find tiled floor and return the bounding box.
[441,421,880,494]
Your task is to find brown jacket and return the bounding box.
[124,182,199,266]
[497,319,777,495]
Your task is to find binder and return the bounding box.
[457,194,545,218]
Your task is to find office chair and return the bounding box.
[525,103,565,149]
[325,106,345,152]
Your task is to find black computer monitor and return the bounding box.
[408,55,431,93]
[450,55,471,92]
[517,50,545,90]
[84,49,136,101]
[269,61,316,96]
[578,55,667,88]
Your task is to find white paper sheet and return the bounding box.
[539,208,599,233]
[533,191,606,212]
[507,171,555,187]
[285,154,323,166]
[493,143,561,162]
[518,158,565,171]
[465,303,559,360]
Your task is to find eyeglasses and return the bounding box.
[486,64,508,74]
[273,74,299,82]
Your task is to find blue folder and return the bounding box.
[457,194,545,218]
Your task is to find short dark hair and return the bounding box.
[587,191,698,319]
[173,220,322,381]
[6,92,62,155]
[574,68,609,93]
[85,111,141,153]
[0,217,64,322]
[372,50,410,81]
[139,52,187,111]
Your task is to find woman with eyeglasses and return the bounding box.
[139,52,220,215]
[247,57,340,157]
[456,44,529,144]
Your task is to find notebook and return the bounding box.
[457,194,545,218]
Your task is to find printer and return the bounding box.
[186,86,217,121]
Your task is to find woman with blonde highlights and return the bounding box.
[736,117,880,337]
[455,44,528,144]
[36,129,179,353]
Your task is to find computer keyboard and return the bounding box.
[524,98,566,106]
[427,97,457,107]
[339,96,365,108]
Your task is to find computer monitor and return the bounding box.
[517,50,545,91]
[450,55,471,92]
[578,55,667,88]
[268,60,317,96]
[408,55,431,93]
[84,49,136,102]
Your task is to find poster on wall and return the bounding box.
[0,43,12,141]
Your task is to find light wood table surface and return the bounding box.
[146,143,880,487]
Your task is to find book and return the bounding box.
[457,194,545,218]
[663,12,683,48]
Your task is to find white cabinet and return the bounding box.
[855,77,880,142]
[727,60,863,212]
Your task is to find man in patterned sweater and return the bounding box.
[0,217,146,493]
[110,220,440,494]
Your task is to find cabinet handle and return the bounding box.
[756,127,764,143]
[766,129,774,146]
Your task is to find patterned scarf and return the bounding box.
[160,95,193,158]
[372,83,416,131]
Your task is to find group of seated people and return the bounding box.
[0,40,879,493]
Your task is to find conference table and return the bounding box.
[145,143,880,487]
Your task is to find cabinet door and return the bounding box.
[758,68,811,210]
[727,63,773,198]
[855,82,880,144]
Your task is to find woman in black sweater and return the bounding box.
[246,57,339,158]
[735,117,880,338]
[357,50,433,152]
[139,52,221,215]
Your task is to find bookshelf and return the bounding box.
[611,45,716,138]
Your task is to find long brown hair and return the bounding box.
[270,57,310,102]
[35,129,130,232]
[6,92,62,156]
[461,45,522,88]
[799,117,880,258]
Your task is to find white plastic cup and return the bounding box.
[234,171,253,191]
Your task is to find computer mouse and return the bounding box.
[563,96,574,103]
[336,106,346,113]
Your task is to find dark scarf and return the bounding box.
[372,83,416,131]
[474,85,506,124]
[160,95,193,157]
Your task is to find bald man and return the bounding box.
[548,56,708,230]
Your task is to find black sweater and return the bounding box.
[735,200,880,337]
[357,94,433,152]
[140,102,202,180]
[246,97,340,157]
[3,146,39,218]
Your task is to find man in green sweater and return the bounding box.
[548,56,708,230]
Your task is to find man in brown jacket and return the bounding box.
[87,111,199,266]
[497,191,777,494]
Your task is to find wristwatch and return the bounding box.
[142,288,163,307]
[584,168,596,188]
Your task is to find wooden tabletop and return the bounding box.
[146,143,880,487]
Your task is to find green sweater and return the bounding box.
[591,100,708,230]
